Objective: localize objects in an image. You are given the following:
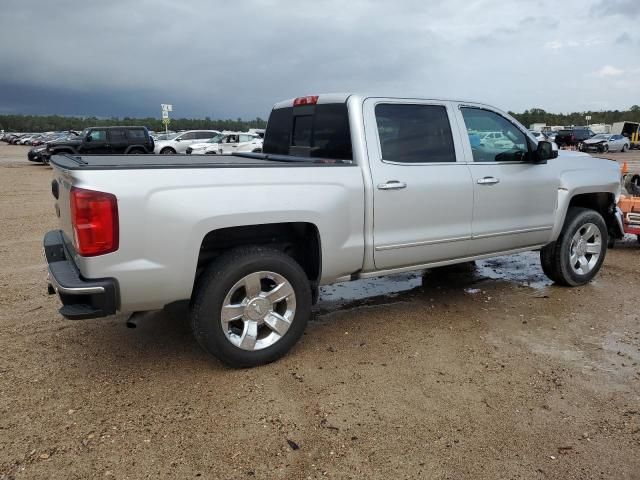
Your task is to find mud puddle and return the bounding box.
[316,251,551,314]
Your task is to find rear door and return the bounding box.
[108,128,128,153]
[364,99,474,270]
[454,105,558,255]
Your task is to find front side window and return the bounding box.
[375,103,456,163]
[461,108,528,162]
[179,132,196,140]
[88,129,106,142]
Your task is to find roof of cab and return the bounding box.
[271,93,501,111]
[272,93,352,110]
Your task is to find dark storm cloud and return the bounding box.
[0,0,638,117]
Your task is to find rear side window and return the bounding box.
[109,129,126,141]
[128,129,146,141]
[263,103,352,160]
[375,104,456,163]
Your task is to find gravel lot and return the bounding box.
[1,143,639,480]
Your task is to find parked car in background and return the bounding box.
[530,131,547,141]
[154,130,219,154]
[186,133,263,155]
[185,133,226,155]
[580,134,631,153]
[44,126,154,161]
[554,128,594,148]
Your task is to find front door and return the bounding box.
[364,99,474,270]
[455,106,558,255]
[82,129,111,154]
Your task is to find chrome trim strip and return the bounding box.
[375,235,472,251]
[375,226,552,251]
[471,226,552,240]
[47,268,105,295]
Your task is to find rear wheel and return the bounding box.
[540,207,607,286]
[190,247,311,367]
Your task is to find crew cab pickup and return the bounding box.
[45,94,624,367]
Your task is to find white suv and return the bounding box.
[154,130,220,154]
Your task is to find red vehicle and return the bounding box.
[614,195,640,245]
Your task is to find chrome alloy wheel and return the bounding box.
[220,271,296,351]
[569,223,602,275]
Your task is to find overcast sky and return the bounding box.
[0,0,638,119]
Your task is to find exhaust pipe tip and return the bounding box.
[126,311,145,329]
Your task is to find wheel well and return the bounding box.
[568,192,617,231]
[160,146,175,153]
[196,222,321,284]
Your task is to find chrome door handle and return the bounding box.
[477,177,500,185]
[377,181,407,190]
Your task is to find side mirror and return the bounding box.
[85,135,92,143]
[175,138,181,142]
[535,140,556,163]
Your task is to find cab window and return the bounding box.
[88,129,106,142]
[461,108,529,162]
[375,103,456,163]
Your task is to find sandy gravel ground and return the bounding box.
[0,144,639,479]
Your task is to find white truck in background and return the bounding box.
[45,93,624,367]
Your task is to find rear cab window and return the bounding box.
[263,102,353,161]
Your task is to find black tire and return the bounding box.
[621,144,627,153]
[129,148,144,154]
[160,147,176,155]
[624,174,640,196]
[540,207,608,286]
[190,247,312,367]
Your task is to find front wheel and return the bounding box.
[160,147,176,155]
[540,207,608,286]
[190,247,311,367]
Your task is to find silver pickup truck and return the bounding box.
[45,94,624,367]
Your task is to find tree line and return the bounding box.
[509,105,640,128]
[0,115,267,133]
[1,106,639,133]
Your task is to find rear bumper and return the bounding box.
[44,230,118,320]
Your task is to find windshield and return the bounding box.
[592,134,609,139]
[167,132,180,140]
[207,134,225,143]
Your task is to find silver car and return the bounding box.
[581,134,630,153]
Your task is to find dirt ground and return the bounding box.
[1,143,639,480]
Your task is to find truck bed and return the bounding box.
[49,152,353,170]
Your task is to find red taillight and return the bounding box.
[293,95,319,106]
[70,187,119,256]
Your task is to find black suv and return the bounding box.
[554,128,594,148]
[44,126,154,161]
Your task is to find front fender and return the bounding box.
[549,165,621,241]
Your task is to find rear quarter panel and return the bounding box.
[59,165,365,312]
